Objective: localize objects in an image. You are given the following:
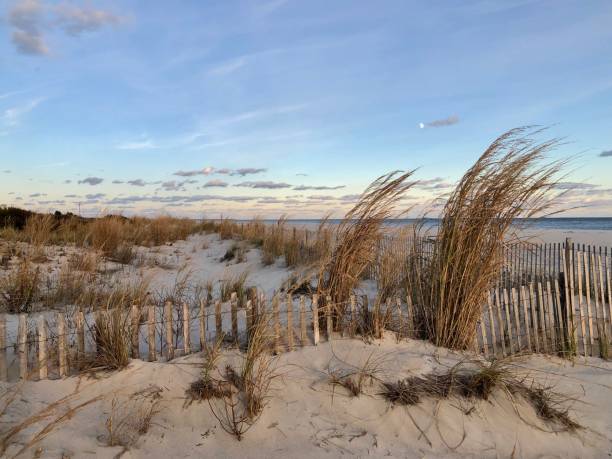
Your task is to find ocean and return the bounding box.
[247,218,612,231]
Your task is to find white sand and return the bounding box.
[2,336,611,458]
[2,233,612,458]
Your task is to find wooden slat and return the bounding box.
[511,288,521,350]
[554,279,563,354]
[350,295,356,338]
[561,247,574,355]
[520,286,532,351]
[406,294,414,338]
[529,283,539,353]
[312,294,320,345]
[76,310,85,364]
[147,305,156,361]
[215,300,222,339]
[607,253,612,347]
[38,315,47,380]
[326,295,333,340]
[503,289,514,354]
[486,292,498,356]
[19,314,27,380]
[537,282,548,353]
[165,301,174,360]
[597,254,608,347]
[230,292,238,342]
[396,297,404,341]
[545,281,556,351]
[576,250,587,356]
[57,312,67,378]
[273,295,281,354]
[131,304,140,359]
[495,289,506,356]
[286,294,294,351]
[199,299,206,351]
[0,314,6,381]
[183,302,191,355]
[299,296,307,345]
[583,251,595,356]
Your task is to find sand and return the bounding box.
[2,336,611,458]
[2,233,612,458]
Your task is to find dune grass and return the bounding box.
[411,127,565,350]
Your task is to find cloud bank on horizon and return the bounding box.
[1,0,612,218]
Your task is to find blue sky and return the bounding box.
[1,0,611,218]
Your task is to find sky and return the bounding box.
[1,0,611,219]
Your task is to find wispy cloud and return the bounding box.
[2,98,45,128]
[235,181,291,189]
[419,115,460,129]
[78,176,104,186]
[8,0,122,56]
[116,138,157,150]
[55,3,123,36]
[173,166,266,177]
[8,0,48,55]
[227,168,267,176]
[173,166,215,177]
[208,57,248,76]
[599,150,612,158]
[202,179,228,188]
[293,184,345,191]
[3,170,11,174]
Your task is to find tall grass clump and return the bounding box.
[88,308,131,371]
[0,259,41,313]
[413,127,565,350]
[317,171,417,328]
[261,217,287,265]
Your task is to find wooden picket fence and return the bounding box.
[1,236,610,382]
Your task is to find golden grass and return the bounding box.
[412,127,565,350]
[317,170,417,328]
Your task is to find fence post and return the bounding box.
[503,289,514,354]
[199,299,206,351]
[529,283,539,353]
[486,292,498,356]
[18,314,27,380]
[349,295,356,338]
[299,296,307,345]
[326,295,333,341]
[286,294,294,351]
[396,297,403,341]
[147,305,156,361]
[312,294,320,345]
[273,295,281,354]
[38,315,47,380]
[230,292,238,342]
[57,313,67,378]
[131,304,140,359]
[183,302,191,355]
[520,286,531,351]
[165,301,174,360]
[511,288,521,350]
[0,314,6,381]
[245,299,253,347]
[76,309,85,365]
[215,300,222,339]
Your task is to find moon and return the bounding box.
[419,122,425,129]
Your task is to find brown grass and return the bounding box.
[382,359,580,432]
[0,258,41,313]
[412,127,565,350]
[317,170,417,328]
